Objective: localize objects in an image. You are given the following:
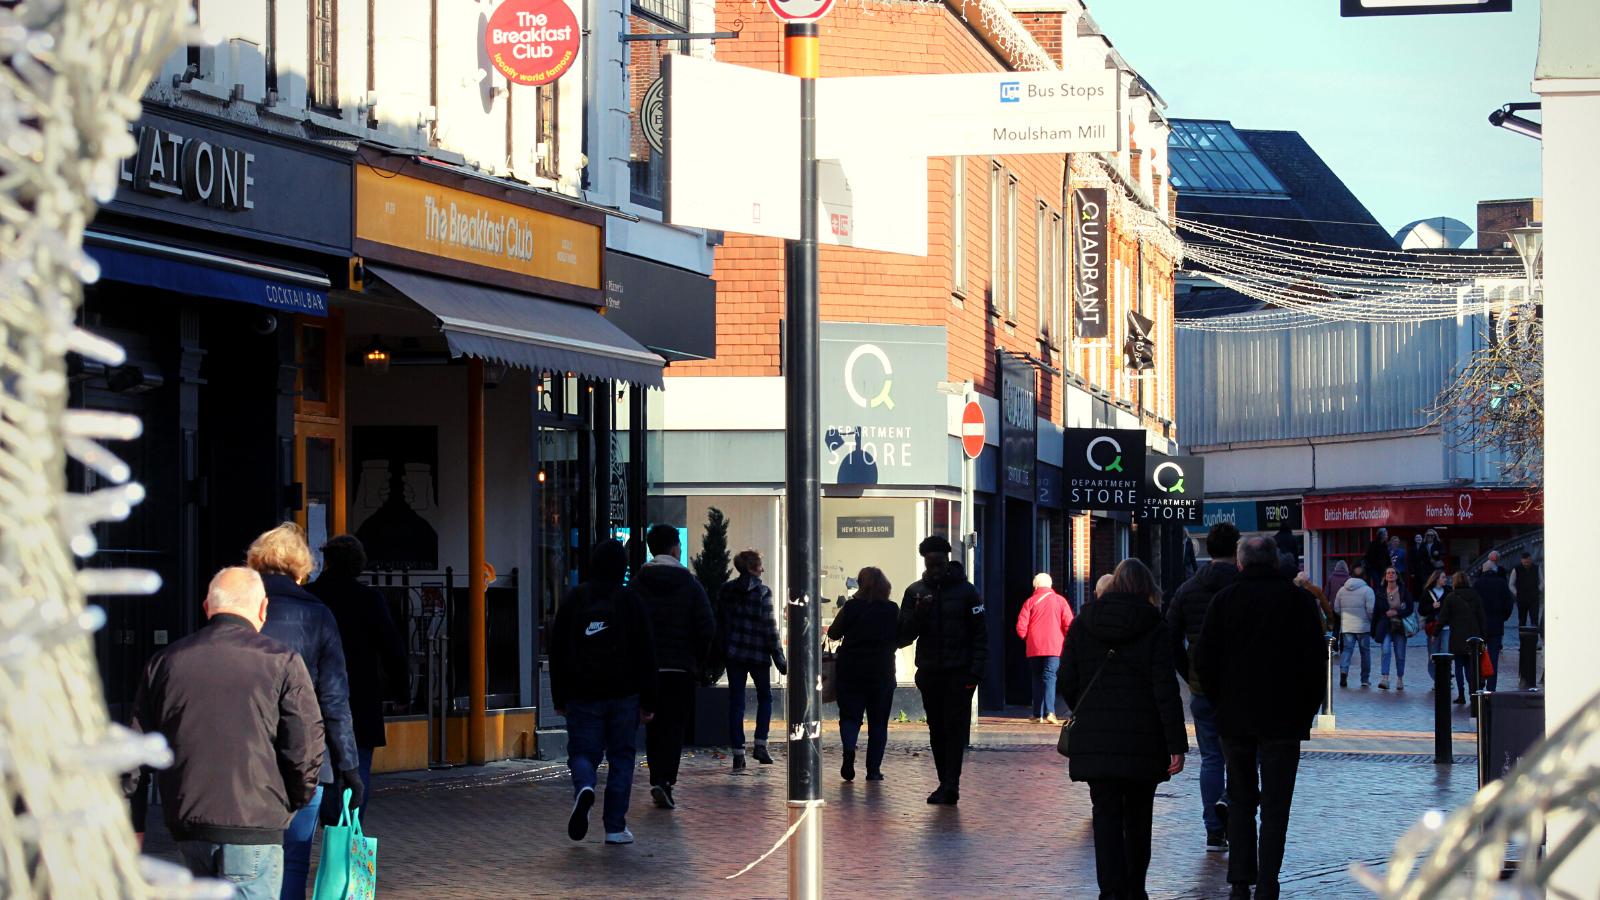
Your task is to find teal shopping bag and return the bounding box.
[311,790,378,900]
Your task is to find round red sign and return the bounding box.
[485,0,581,88]
[767,0,836,21]
[961,401,985,459]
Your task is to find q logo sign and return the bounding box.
[844,344,893,410]
[486,0,581,87]
[1086,436,1123,473]
[1152,461,1185,494]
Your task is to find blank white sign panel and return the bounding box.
[665,55,800,240]
[819,157,928,256]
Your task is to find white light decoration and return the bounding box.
[0,1,230,898]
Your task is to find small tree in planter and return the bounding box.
[692,506,732,599]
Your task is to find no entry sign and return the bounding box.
[961,401,985,459]
[486,0,581,87]
[767,0,836,21]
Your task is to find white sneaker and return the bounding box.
[605,829,634,844]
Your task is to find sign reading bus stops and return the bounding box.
[961,401,985,459]
[767,0,836,21]
[485,0,581,87]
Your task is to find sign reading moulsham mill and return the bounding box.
[1074,187,1108,340]
[1140,455,1204,525]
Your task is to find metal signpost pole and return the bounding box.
[783,13,824,900]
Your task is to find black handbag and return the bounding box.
[1057,648,1116,758]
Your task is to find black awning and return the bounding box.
[603,251,717,362]
[368,264,664,388]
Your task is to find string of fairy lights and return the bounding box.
[1172,218,1534,332]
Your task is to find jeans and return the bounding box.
[1518,595,1541,628]
[1027,655,1060,720]
[836,681,895,775]
[916,668,975,790]
[1486,635,1504,692]
[1380,633,1408,677]
[1339,633,1372,683]
[1222,736,1302,890]
[181,842,284,900]
[1190,694,1227,832]
[280,784,323,900]
[1087,779,1158,900]
[646,671,696,786]
[566,694,641,835]
[726,663,773,749]
[1426,626,1448,679]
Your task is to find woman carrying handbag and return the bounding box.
[1057,559,1188,900]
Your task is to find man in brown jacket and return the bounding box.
[131,567,324,899]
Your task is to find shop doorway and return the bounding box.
[1003,497,1035,707]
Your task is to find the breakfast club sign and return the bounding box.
[485,0,582,87]
[1062,427,1146,511]
[1140,455,1204,524]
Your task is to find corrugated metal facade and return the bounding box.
[1177,318,1462,446]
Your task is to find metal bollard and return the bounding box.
[1432,652,1453,764]
[1317,633,1336,731]
[1466,636,1485,719]
[1518,626,1539,691]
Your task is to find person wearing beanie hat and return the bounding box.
[896,533,987,804]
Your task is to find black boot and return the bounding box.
[841,749,856,782]
[732,752,747,772]
[752,743,774,765]
[1340,672,1348,688]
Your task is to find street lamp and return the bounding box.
[1488,102,1542,140]
[1507,223,1542,344]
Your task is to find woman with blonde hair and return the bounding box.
[247,522,360,900]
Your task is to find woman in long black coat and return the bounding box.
[826,566,900,782]
[1435,571,1486,704]
[1058,558,1188,900]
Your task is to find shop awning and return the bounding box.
[367,264,665,388]
[85,232,329,315]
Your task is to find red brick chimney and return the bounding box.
[1011,11,1066,67]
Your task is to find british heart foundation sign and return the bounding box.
[486,0,581,87]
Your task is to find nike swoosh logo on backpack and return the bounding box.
[585,622,609,636]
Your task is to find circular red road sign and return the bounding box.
[767,0,836,21]
[961,401,985,459]
[486,0,581,88]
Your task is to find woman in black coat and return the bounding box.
[1058,559,1188,900]
[306,535,411,800]
[1435,571,1486,704]
[827,567,900,782]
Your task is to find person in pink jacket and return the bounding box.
[1016,573,1075,724]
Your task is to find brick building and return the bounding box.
[650,0,1182,710]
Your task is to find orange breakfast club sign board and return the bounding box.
[486,0,581,87]
[354,165,602,297]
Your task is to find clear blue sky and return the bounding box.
[1087,0,1542,247]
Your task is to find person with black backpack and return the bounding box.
[550,539,658,845]
[633,524,715,810]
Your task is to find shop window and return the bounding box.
[293,314,344,557]
[1036,200,1051,341]
[535,83,559,181]
[628,0,687,208]
[987,161,1004,316]
[308,0,336,112]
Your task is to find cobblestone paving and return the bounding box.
[140,634,1533,898]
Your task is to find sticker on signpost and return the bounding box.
[486,0,582,87]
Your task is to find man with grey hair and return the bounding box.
[130,567,324,899]
[1195,536,1326,900]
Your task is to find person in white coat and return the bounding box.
[1334,566,1376,688]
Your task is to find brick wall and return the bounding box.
[1477,198,1541,251]
[1012,12,1064,67]
[673,1,1179,433]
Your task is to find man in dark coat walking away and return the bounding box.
[1473,562,1516,691]
[130,567,325,900]
[1166,521,1240,852]
[1196,536,1327,900]
[896,535,988,805]
[1509,552,1542,631]
[550,539,659,845]
[1363,528,1390,584]
[306,535,410,808]
[633,524,715,809]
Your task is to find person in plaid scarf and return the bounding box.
[719,549,788,771]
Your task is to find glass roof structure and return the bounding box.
[1167,120,1288,197]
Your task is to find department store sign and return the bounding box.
[355,166,601,290]
[1139,455,1203,524]
[1062,427,1146,512]
[820,323,947,486]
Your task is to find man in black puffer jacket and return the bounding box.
[896,535,987,805]
[633,524,715,809]
[1165,521,1239,852]
[1196,537,1327,900]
